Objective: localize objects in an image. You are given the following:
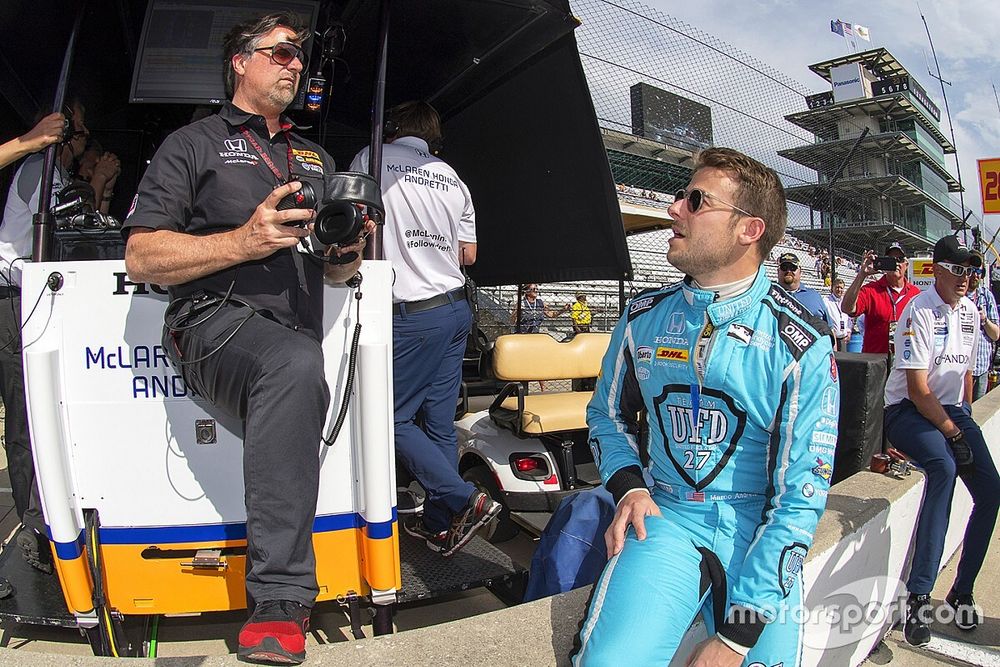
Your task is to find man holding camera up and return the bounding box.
[884,235,1000,646]
[842,242,921,355]
[350,102,501,557]
[124,13,365,664]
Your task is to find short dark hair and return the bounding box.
[386,101,443,146]
[693,147,787,261]
[222,12,308,99]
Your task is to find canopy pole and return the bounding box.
[365,0,390,261]
[33,1,87,263]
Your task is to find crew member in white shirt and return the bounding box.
[350,101,500,557]
[884,235,1000,646]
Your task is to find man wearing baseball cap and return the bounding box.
[967,253,999,400]
[885,234,999,646]
[775,252,829,325]
[842,241,921,355]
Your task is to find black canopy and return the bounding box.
[0,0,632,285]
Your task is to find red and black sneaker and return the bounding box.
[442,491,502,557]
[238,600,311,665]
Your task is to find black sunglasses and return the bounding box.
[674,188,754,218]
[253,41,308,67]
[779,263,799,272]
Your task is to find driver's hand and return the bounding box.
[605,489,660,559]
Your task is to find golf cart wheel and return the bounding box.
[463,465,519,543]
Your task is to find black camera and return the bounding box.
[52,183,121,230]
[873,256,899,272]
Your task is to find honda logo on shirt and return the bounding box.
[667,312,685,334]
[225,138,247,152]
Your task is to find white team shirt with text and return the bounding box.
[885,287,979,407]
[350,137,476,303]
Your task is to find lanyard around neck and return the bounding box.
[240,126,294,184]
[886,286,908,320]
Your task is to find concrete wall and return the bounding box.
[669,390,1000,666]
[2,396,996,666]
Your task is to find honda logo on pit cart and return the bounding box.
[112,272,168,296]
[225,138,247,152]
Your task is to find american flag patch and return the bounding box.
[686,491,705,502]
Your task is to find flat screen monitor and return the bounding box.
[630,82,713,152]
[129,0,320,105]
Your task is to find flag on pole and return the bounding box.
[842,22,854,37]
[854,24,871,41]
[831,19,844,36]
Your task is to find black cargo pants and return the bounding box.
[168,302,330,607]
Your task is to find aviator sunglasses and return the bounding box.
[674,188,754,218]
[937,262,982,278]
[253,41,308,67]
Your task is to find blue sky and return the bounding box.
[645,0,1000,238]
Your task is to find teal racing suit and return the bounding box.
[573,268,839,666]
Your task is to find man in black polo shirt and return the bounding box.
[123,13,364,665]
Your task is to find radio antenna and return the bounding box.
[919,4,967,244]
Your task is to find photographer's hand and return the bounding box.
[21,113,66,153]
[236,181,314,261]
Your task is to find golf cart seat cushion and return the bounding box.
[492,333,611,381]
[496,392,594,434]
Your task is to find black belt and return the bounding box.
[0,285,20,297]
[396,287,467,316]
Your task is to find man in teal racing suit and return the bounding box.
[573,148,839,667]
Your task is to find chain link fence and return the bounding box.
[469,0,977,390]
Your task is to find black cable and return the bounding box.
[167,299,257,367]
[162,267,262,366]
[85,510,127,657]
[0,259,54,353]
[324,277,363,446]
[163,274,239,333]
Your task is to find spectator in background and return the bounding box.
[570,292,592,334]
[0,112,66,170]
[820,256,831,287]
[776,252,829,326]
[76,141,121,215]
[969,256,999,400]
[842,242,921,357]
[824,278,852,352]
[516,283,565,333]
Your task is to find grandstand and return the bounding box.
[474,0,902,342]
